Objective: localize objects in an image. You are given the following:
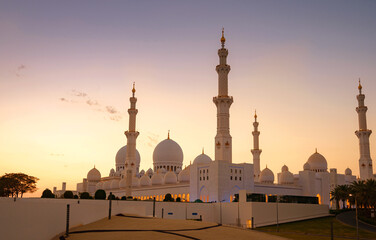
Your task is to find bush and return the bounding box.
[121,196,127,200]
[73,194,78,199]
[41,189,55,198]
[95,189,106,200]
[127,196,133,200]
[88,196,93,199]
[80,192,90,199]
[108,193,116,200]
[164,193,174,202]
[176,197,181,202]
[194,199,203,203]
[63,191,74,199]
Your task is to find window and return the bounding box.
[200,170,201,174]
[240,177,242,181]
[207,176,209,180]
[200,177,201,181]
[207,169,209,173]
[235,169,237,174]
[230,176,233,180]
[240,170,242,174]
[231,169,233,173]
[203,170,205,173]
[235,176,237,180]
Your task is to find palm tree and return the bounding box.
[330,187,341,210]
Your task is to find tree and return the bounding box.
[80,192,90,199]
[63,191,74,199]
[95,189,106,200]
[121,196,127,200]
[163,193,174,202]
[194,199,203,203]
[176,197,181,202]
[0,173,39,198]
[41,189,55,198]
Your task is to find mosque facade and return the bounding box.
[67,31,374,207]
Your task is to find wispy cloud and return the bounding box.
[60,90,123,121]
[15,64,26,77]
[147,132,159,147]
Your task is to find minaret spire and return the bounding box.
[124,82,140,197]
[355,80,373,180]
[251,110,262,182]
[213,28,233,163]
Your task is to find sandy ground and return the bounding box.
[52,215,289,240]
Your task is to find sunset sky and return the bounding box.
[1,1,376,197]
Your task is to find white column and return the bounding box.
[251,112,262,182]
[213,29,233,163]
[355,80,374,180]
[125,83,140,197]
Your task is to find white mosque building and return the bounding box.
[58,30,374,207]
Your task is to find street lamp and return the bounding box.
[349,194,359,240]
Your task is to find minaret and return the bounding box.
[355,80,374,180]
[125,83,140,197]
[251,111,262,181]
[213,28,233,163]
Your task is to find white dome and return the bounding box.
[103,181,112,190]
[119,178,127,189]
[146,168,153,176]
[260,167,274,184]
[87,167,101,181]
[178,168,190,182]
[159,167,167,174]
[139,169,145,175]
[193,153,212,165]
[303,162,311,171]
[151,173,164,185]
[96,182,103,190]
[345,167,352,175]
[280,171,294,185]
[307,151,327,172]
[132,176,139,187]
[153,138,183,165]
[110,179,120,189]
[139,175,152,186]
[164,171,177,184]
[281,165,289,172]
[115,145,141,170]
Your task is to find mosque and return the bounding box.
[57,30,374,207]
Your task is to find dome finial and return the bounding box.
[220,27,226,47]
[358,78,362,94]
[315,148,317,153]
[254,110,257,120]
[132,82,136,97]
[168,130,170,139]
[202,147,204,154]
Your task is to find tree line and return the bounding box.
[0,173,38,198]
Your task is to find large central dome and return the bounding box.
[153,138,183,172]
[307,150,327,172]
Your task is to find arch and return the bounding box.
[199,186,209,202]
[317,194,321,204]
[187,194,190,202]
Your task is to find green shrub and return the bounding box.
[176,197,181,202]
[121,196,127,200]
[108,193,116,200]
[63,191,74,199]
[41,189,55,198]
[80,192,90,199]
[194,199,203,203]
[94,189,106,200]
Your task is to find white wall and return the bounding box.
[0,197,329,240]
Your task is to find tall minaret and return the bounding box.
[355,80,374,180]
[251,111,262,181]
[213,28,233,163]
[125,83,140,196]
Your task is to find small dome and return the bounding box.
[178,168,190,182]
[151,173,164,185]
[139,175,152,186]
[87,167,101,181]
[159,168,167,174]
[303,162,311,171]
[132,176,139,187]
[103,181,112,190]
[153,138,183,165]
[164,171,177,184]
[110,179,120,189]
[119,178,127,189]
[345,167,352,175]
[110,168,115,176]
[139,169,145,175]
[95,182,103,190]
[280,171,294,185]
[307,151,328,172]
[281,165,289,172]
[193,153,212,165]
[146,168,153,176]
[260,167,274,184]
[115,145,141,169]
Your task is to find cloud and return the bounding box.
[71,89,87,97]
[86,99,99,106]
[59,97,69,102]
[147,133,159,147]
[15,64,26,77]
[109,115,122,121]
[106,106,118,114]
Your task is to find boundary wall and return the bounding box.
[0,198,329,240]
